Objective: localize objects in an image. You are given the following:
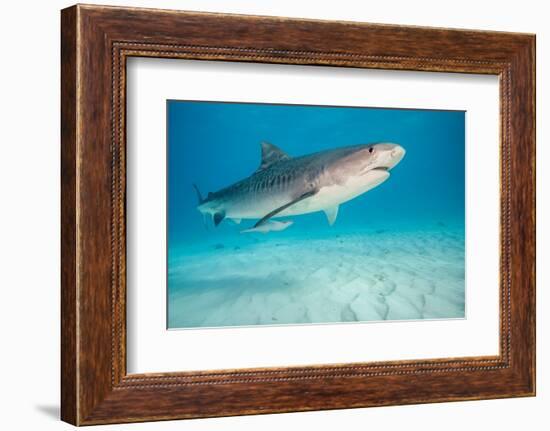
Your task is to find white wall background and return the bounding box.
[0,0,546,429]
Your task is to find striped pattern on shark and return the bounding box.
[194,141,405,231]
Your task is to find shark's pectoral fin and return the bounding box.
[254,190,317,228]
[213,211,225,227]
[324,205,339,226]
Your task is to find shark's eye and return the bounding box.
[368,147,374,154]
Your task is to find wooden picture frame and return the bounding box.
[61,4,535,425]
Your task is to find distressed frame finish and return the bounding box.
[61,4,535,426]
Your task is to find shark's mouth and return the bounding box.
[371,167,389,172]
[358,165,390,176]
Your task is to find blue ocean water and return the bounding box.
[167,100,465,329]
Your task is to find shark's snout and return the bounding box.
[356,143,406,173]
[370,143,405,171]
[387,144,406,169]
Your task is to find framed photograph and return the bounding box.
[61,4,536,425]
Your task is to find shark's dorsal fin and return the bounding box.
[257,142,291,172]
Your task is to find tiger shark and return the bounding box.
[194,141,405,232]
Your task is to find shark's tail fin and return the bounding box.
[193,184,209,230]
[192,183,205,204]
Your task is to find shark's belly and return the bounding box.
[278,170,390,217]
[276,185,354,216]
[225,169,389,220]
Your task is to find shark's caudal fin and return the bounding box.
[256,142,291,172]
[201,213,209,230]
[193,184,225,227]
[192,183,205,204]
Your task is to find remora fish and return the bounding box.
[194,141,405,229]
[241,220,294,234]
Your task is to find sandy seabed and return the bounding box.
[168,228,465,329]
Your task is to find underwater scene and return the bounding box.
[167,100,465,329]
